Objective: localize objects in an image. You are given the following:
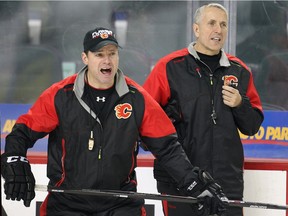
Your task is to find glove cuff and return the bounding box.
[179,167,207,197]
[3,155,29,164]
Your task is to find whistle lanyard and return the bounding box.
[85,73,113,154]
[196,52,221,125]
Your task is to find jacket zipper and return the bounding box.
[197,61,217,177]
[209,74,217,125]
[197,61,217,125]
[98,146,102,159]
[97,120,103,160]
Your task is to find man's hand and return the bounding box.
[196,177,228,215]
[184,167,228,215]
[197,196,226,216]
[222,85,242,107]
[1,154,36,207]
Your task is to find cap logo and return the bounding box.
[92,30,113,39]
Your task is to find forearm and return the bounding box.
[232,96,264,135]
[5,123,46,156]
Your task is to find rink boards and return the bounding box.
[1,104,288,215]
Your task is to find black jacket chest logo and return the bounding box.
[223,75,238,87]
[114,103,133,119]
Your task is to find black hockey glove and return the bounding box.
[184,167,228,215]
[1,154,36,207]
[197,196,226,216]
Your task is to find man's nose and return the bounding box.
[103,55,111,63]
[214,23,222,32]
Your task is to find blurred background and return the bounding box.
[0,0,287,109]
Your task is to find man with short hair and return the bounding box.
[143,3,264,216]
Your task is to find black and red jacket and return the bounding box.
[4,66,198,213]
[143,43,264,199]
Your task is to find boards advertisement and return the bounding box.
[1,104,287,159]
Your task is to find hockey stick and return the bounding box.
[35,184,197,204]
[35,185,287,210]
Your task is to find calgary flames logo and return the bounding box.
[114,103,132,119]
[92,30,113,39]
[223,75,238,87]
[100,32,109,39]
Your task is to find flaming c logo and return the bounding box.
[223,75,238,87]
[114,103,132,119]
[100,32,109,39]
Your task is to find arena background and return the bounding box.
[1,1,287,215]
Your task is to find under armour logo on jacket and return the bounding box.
[96,97,106,102]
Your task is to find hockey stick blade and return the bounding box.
[35,185,288,210]
[228,200,288,210]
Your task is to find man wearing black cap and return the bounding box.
[1,27,228,216]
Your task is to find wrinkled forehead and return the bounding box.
[202,7,228,21]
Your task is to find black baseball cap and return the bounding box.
[83,27,119,52]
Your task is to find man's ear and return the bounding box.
[193,23,200,38]
[81,52,88,65]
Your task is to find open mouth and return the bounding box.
[100,68,112,74]
[211,37,221,41]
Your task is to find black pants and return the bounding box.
[158,182,243,216]
[40,192,146,216]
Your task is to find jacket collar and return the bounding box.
[187,42,231,67]
[74,65,129,98]
[73,65,129,120]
